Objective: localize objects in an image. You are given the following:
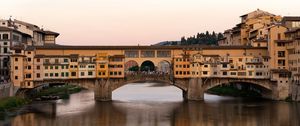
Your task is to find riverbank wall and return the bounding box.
[0,83,12,99]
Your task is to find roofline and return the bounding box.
[33,45,267,50]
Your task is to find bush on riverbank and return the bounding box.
[0,97,30,113]
[207,85,262,98]
[33,85,82,99]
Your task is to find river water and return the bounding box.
[1,82,300,126]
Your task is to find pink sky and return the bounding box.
[1,0,300,45]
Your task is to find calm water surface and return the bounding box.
[1,82,300,126]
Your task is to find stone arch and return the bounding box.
[125,60,139,71]
[140,60,155,71]
[203,79,273,98]
[157,60,171,74]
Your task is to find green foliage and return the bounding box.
[34,85,82,99]
[0,97,29,112]
[180,31,224,45]
[128,66,139,71]
[207,85,262,98]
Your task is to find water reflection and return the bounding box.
[1,83,300,126]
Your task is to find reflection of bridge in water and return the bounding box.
[8,93,300,126]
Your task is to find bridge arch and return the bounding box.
[125,60,139,71]
[140,60,155,71]
[157,60,171,74]
[203,78,274,98]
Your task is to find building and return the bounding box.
[219,9,282,46]
[0,18,59,85]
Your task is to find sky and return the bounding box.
[1,0,300,45]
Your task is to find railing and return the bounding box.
[125,71,171,82]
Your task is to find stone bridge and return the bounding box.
[29,72,282,101]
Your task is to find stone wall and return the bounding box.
[291,83,300,101]
[0,83,11,99]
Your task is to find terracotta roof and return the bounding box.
[282,16,300,22]
[33,44,267,51]
[0,26,13,31]
[0,26,31,36]
[43,30,59,37]
[35,30,59,37]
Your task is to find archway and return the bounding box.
[140,60,155,72]
[125,60,139,71]
[205,82,273,99]
[157,60,171,74]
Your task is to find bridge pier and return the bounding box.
[94,79,112,101]
[182,78,204,101]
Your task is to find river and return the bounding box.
[1,82,300,126]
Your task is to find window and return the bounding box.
[277,33,281,40]
[277,42,285,46]
[50,66,53,69]
[100,65,105,68]
[15,49,21,53]
[27,66,31,70]
[88,71,93,76]
[15,76,18,80]
[222,72,227,76]
[4,42,7,45]
[45,73,48,77]
[249,71,253,76]
[26,74,31,78]
[203,71,208,75]
[37,66,40,70]
[61,72,64,77]
[15,66,18,70]
[37,58,40,62]
[125,50,139,58]
[157,51,171,57]
[55,66,59,69]
[27,58,31,62]
[45,59,50,63]
[55,59,59,63]
[45,66,48,69]
[50,73,53,77]
[239,58,243,62]
[66,72,69,77]
[71,72,76,76]
[55,73,59,77]
[141,50,155,58]
[37,73,40,78]
[204,65,208,68]
[278,60,286,66]
[27,51,31,54]
[118,72,122,75]
[81,72,84,76]
[64,59,68,62]
[71,58,77,62]
[3,47,7,53]
[15,58,18,62]
[2,34,8,39]
[222,64,227,68]
[278,51,285,57]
